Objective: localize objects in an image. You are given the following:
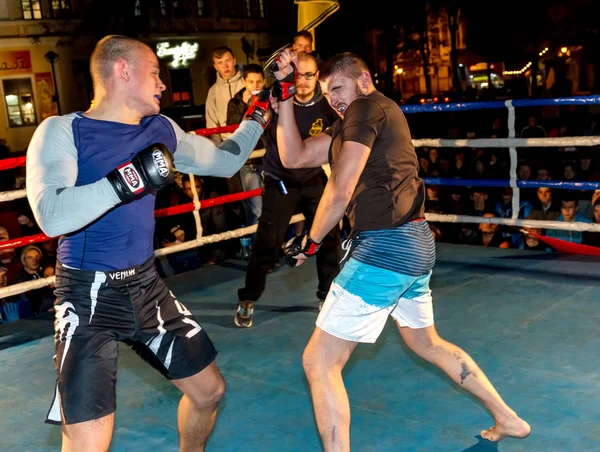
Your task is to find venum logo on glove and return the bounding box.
[152,150,170,178]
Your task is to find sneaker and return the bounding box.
[234,301,255,327]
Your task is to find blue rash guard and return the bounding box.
[26,112,263,271]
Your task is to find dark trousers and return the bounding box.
[238,174,341,302]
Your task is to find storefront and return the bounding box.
[0,37,73,153]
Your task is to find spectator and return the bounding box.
[0,225,22,284]
[451,150,472,178]
[205,46,244,143]
[466,188,491,217]
[527,187,561,221]
[489,117,508,138]
[546,195,591,244]
[536,166,551,181]
[19,245,44,313]
[478,213,510,248]
[40,238,58,269]
[522,227,553,252]
[520,116,546,138]
[226,63,266,230]
[474,158,487,179]
[428,148,439,166]
[292,30,314,54]
[494,187,532,248]
[0,266,32,322]
[425,185,441,213]
[583,194,600,247]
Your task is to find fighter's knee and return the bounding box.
[187,376,226,409]
[302,348,318,378]
[302,347,337,380]
[210,377,227,405]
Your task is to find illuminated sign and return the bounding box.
[156,42,199,68]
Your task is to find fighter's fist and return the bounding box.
[244,89,274,130]
[284,234,321,267]
[107,143,176,202]
[273,49,298,82]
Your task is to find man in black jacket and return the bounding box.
[226,64,266,229]
[235,53,341,327]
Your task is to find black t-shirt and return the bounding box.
[325,91,425,233]
[262,97,337,184]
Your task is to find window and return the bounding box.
[134,0,141,16]
[217,0,245,18]
[160,0,167,16]
[197,0,207,16]
[50,0,71,18]
[243,0,265,18]
[258,0,264,18]
[21,0,41,19]
[170,69,193,107]
[3,79,37,127]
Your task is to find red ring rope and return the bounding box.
[0,188,263,251]
[0,124,241,173]
[0,156,26,171]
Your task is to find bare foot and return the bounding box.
[481,415,531,442]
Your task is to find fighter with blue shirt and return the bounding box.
[26,35,271,451]
[274,50,531,450]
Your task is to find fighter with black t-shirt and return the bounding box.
[274,50,531,450]
[235,52,341,328]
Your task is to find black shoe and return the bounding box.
[234,301,255,327]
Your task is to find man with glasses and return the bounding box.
[235,52,341,327]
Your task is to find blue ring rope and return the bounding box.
[422,178,600,190]
[400,95,600,114]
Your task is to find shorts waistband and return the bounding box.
[56,256,156,285]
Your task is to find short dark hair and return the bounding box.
[242,63,264,80]
[213,46,234,60]
[318,52,370,80]
[561,193,578,206]
[294,30,313,43]
[90,35,152,85]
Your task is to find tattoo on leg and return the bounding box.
[453,351,461,360]
[460,362,473,384]
[331,426,337,443]
[83,418,108,432]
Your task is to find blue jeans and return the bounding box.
[239,164,262,226]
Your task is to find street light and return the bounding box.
[44,50,61,115]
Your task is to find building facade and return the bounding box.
[0,0,293,152]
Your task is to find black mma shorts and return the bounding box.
[46,257,217,425]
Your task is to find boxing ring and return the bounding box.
[2,96,600,451]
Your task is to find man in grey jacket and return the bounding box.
[205,46,245,143]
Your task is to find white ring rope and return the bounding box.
[0,189,26,202]
[2,132,600,300]
[425,213,600,232]
[413,136,600,148]
[0,214,306,299]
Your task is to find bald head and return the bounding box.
[90,35,152,86]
